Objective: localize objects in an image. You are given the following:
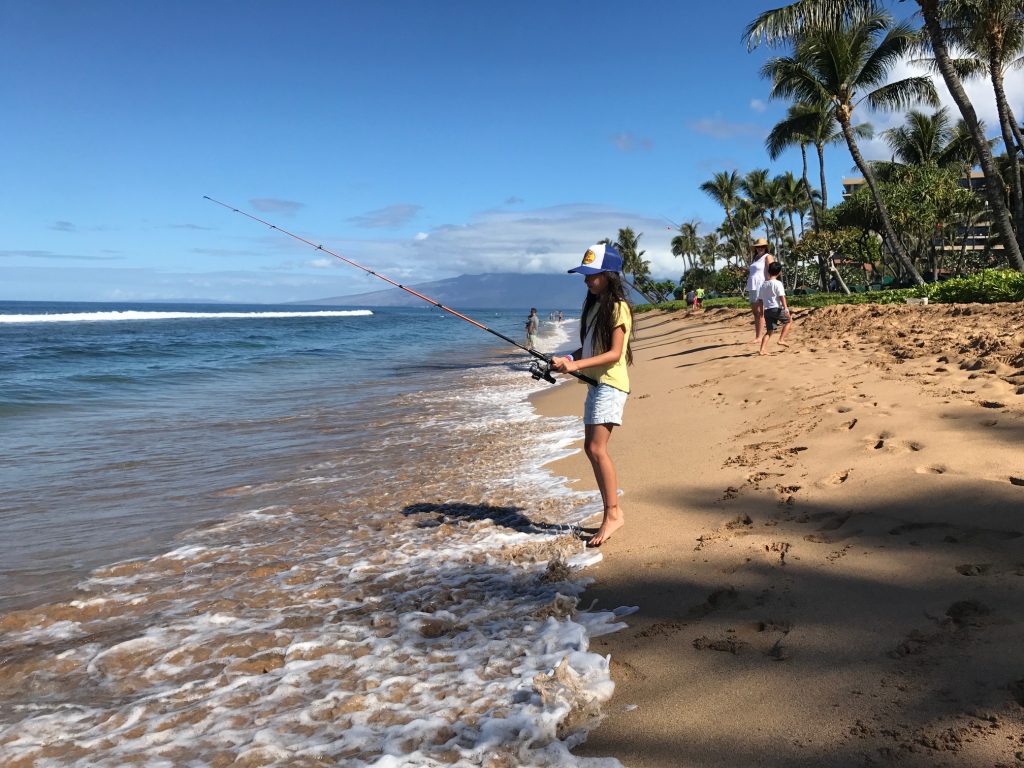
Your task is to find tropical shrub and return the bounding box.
[928,269,1024,303]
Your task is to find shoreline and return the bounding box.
[534,304,1024,767]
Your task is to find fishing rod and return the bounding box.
[203,196,597,386]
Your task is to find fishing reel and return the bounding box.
[529,358,557,384]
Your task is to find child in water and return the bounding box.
[551,243,633,547]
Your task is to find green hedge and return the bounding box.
[634,270,1024,313]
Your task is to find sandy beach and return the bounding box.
[534,303,1024,767]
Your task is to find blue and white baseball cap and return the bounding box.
[568,243,623,275]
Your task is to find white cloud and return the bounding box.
[750,98,767,113]
[308,258,336,269]
[347,204,421,229]
[687,113,762,139]
[611,132,653,152]
[414,232,429,241]
[336,204,684,283]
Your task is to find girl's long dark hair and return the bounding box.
[580,271,633,366]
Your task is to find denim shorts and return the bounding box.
[584,384,628,426]
[764,307,791,331]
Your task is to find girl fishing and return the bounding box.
[551,243,633,547]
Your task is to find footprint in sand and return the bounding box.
[836,405,853,413]
[1011,476,1024,487]
[688,586,744,617]
[955,563,993,576]
[915,465,948,475]
[945,599,991,628]
[803,512,860,544]
[903,441,924,452]
[764,541,791,565]
[825,470,851,485]
[839,418,858,431]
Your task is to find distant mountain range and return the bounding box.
[299,273,603,310]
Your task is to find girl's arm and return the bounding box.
[552,325,625,373]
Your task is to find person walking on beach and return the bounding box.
[551,243,633,548]
[745,238,775,342]
[695,286,705,308]
[525,308,539,350]
[757,261,793,355]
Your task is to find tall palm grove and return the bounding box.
[632,0,1024,302]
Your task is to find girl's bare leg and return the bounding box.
[583,423,623,547]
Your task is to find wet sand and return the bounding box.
[535,303,1024,767]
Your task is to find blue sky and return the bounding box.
[3,1,1020,303]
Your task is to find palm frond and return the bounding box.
[743,0,878,49]
[865,76,940,113]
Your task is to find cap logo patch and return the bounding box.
[582,249,596,265]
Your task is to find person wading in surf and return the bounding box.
[550,243,633,547]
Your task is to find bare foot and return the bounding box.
[587,507,624,547]
[758,349,768,356]
[778,341,790,349]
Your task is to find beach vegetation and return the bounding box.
[760,8,939,285]
[917,0,1024,265]
[834,163,982,279]
[635,269,1024,313]
[656,1,1024,306]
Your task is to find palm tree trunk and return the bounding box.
[838,112,926,285]
[723,209,744,266]
[916,0,1024,271]
[801,143,819,232]
[816,142,828,210]
[990,59,1024,245]
[1007,103,1024,161]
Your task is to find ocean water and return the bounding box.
[0,301,627,767]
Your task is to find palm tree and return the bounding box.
[741,169,774,249]
[698,233,721,269]
[916,0,1024,269]
[766,103,822,229]
[747,0,1024,271]
[732,204,763,264]
[671,219,701,273]
[777,171,808,240]
[614,228,660,304]
[699,171,745,263]
[883,107,954,166]
[761,9,937,285]
[927,0,1024,245]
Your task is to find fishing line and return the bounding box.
[204,196,597,386]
